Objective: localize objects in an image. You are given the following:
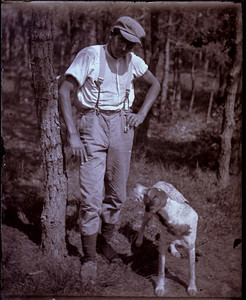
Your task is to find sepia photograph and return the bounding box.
[1,1,242,299]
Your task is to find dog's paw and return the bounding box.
[171,249,181,258]
[134,234,143,247]
[187,286,197,296]
[135,237,143,247]
[155,286,165,296]
[170,245,181,258]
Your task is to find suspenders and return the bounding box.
[94,45,133,111]
[124,58,133,111]
[94,46,106,110]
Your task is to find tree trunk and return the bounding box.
[175,58,182,111]
[217,65,227,102]
[87,17,97,46]
[135,10,160,145]
[217,81,237,186]
[142,29,147,63]
[31,7,68,259]
[204,54,209,78]
[230,75,242,175]
[217,11,242,187]
[5,25,10,61]
[149,10,160,75]
[189,52,196,114]
[160,11,172,122]
[172,48,182,119]
[207,67,218,123]
[69,9,83,63]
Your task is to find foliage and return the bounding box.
[2,2,240,75]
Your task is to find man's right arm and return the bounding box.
[59,76,88,162]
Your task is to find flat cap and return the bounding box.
[113,16,145,45]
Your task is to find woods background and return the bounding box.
[2,1,242,176]
[1,1,243,298]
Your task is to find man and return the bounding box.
[59,16,160,282]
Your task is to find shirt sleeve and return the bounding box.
[131,53,148,78]
[65,48,94,87]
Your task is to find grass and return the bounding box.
[126,151,241,247]
[1,95,242,297]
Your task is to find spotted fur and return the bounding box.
[134,181,198,296]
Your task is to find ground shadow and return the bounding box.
[2,190,84,259]
[65,234,81,257]
[119,223,187,290]
[133,131,220,171]
[2,189,43,245]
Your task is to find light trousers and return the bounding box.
[79,110,134,236]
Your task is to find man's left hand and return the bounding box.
[127,112,146,128]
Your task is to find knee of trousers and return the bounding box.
[103,192,126,210]
[101,199,124,224]
[79,206,101,236]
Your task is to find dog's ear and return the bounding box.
[147,188,168,212]
[134,183,147,202]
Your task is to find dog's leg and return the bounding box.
[135,211,151,247]
[187,246,197,296]
[170,239,182,258]
[155,230,166,296]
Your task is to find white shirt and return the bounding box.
[65,44,148,110]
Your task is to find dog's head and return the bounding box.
[134,184,168,210]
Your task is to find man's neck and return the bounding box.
[105,44,118,60]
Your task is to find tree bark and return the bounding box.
[160,11,172,122]
[31,7,68,259]
[230,75,242,175]
[217,10,242,187]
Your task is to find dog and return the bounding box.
[133,181,198,296]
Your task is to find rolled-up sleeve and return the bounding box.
[65,50,92,87]
[132,54,148,78]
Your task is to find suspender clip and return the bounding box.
[124,124,130,133]
[95,77,104,88]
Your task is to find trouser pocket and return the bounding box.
[123,111,135,134]
[79,111,101,160]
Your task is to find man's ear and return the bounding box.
[147,188,168,207]
[134,183,147,202]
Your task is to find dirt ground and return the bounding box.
[1,100,242,299]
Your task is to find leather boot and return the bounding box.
[81,232,97,262]
[97,222,119,262]
[80,233,97,283]
[101,222,115,243]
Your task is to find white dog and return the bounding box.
[134,181,198,296]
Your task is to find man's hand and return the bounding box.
[69,133,88,163]
[127,112,146,128]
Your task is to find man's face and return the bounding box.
[108,33,136,59]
